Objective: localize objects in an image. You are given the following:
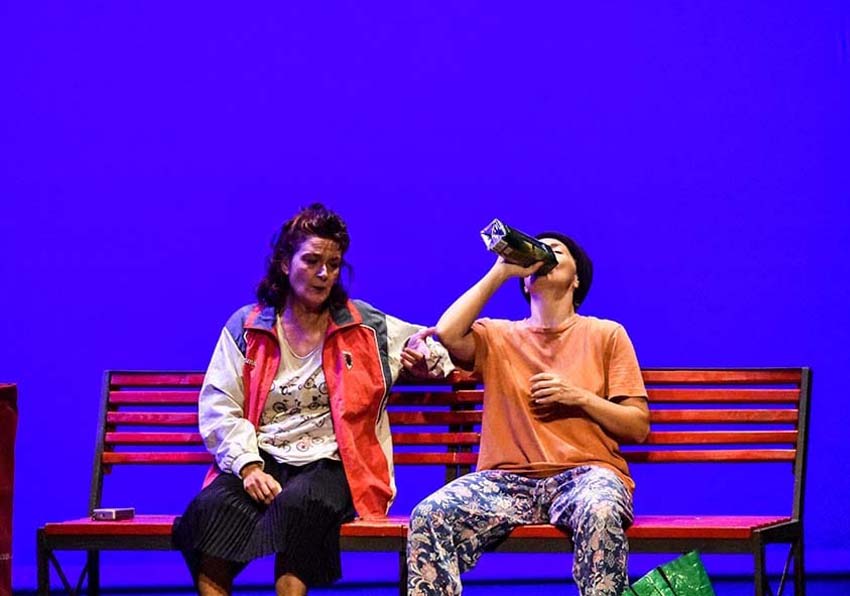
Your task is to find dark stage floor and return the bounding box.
[308,576,848,595]
[16,577,850,595]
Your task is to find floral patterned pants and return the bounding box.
[407,466,633,596]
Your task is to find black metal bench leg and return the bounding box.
[37,529,50,596]
[794,537,805,595]
[398,550,408,596]
[754,541,768,596]
[86,551,99,596]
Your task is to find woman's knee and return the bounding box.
[569,499,629,537]
[589,500,624,525]
[410,486,469,541]
[410,494,444,528]
[275,481,339,516]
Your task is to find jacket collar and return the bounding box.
[327,300,363,335]
[244,300,362,337]
[244,304,277,334]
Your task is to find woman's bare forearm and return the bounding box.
[435,266,509,363]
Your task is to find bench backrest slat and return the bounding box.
[102,452,213,465]
[392,432,480,446]
[641,369,802,383]
[644,430,797,444]
[106,412,199,425]
[388,391,483,405]
[389,411,482,425]
[623,449,797,463]
[647,388,799,403]
[394,452,479,466]
[650,409,798,423]
[109,373,206,386]
[105,431,203,445]
[108,391,200,405]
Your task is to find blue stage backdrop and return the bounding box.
[2,2,849,590]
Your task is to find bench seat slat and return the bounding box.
[339,517,409,538]
[43,516,179,536]
[42,516,411,540]
[625,515,794,539]
[42,514,792,541]
[507,515,793,540]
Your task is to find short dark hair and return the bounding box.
[256,203,351,310]
[519,231,593,310]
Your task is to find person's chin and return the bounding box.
[294,291,327,310]
[312,290,332,306]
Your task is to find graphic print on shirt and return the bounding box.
[257,351,340,465]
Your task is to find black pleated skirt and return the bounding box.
[172,453,355,586]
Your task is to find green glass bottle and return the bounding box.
[480,219,557,275]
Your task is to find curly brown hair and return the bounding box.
[256,203,351,310]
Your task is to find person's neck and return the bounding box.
[528,295,576,329]
[282,300,329,334]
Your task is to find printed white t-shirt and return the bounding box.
[256,321,339,465]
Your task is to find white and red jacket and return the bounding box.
[198,299,451,519]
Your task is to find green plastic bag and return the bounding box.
[623,551,716,596]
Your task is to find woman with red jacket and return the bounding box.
[174,203,451,596]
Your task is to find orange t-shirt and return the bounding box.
[472,315,647,491]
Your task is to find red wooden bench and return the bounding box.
[37,367,810,596]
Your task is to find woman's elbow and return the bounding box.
[434,322,459,348]
[434,324,474,364]
[632,411,651,443]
